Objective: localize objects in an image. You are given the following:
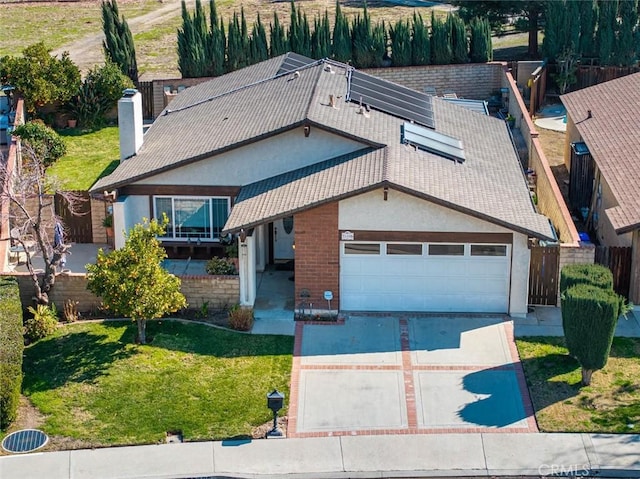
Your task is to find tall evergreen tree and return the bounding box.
[270,12,289,57]
[332,1,351,62]
[447,13,468,63]
[616,0,638,66]
[469,16,492,63]
[390,19,412,66]
[371,20,386,67]
[102,0,138,82]
[226,12,246,71]
[249,13,269,64]
[352,4,379,68]
[312,11,332,59]
[597,0,617,66]
[177,0,208,78]
[578,0,597,58]
[411,12,431,66]
[543,0,580,62]
[431,12,452,65]
[207,0,225,76]
[299,10,312,57]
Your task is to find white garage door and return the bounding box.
[340,242,511,313]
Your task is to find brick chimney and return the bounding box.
[118,88,143,162]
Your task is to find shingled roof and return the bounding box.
[561,72,640,234]
[93,54,553,240]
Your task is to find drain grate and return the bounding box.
[1,429,49,453]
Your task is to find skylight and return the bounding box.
[402,122,465,163]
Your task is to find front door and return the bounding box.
[273,217,295,260]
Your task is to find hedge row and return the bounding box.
[0,277,24,430]
[559,263,614,293]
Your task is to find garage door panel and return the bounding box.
[340,242,510,313]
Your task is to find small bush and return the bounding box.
[228,305,254,331]
[206,257,237,275]
[0,277,24,430]
[63,299,80,323]
[25,304,59,343]
[12,120,67,167]
[560,263,614,293]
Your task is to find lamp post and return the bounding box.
[266,389,285,438]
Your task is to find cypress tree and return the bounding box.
[249,13,269,64]
[102,0,138,82]
[390,19,412,66]
[371,20,386,67]
[226,12,245,71]
[207,0,225,76]
[578,0,597,58]
[289,1,301,53]
[469,17,492,63]
[352,4,378,68]
[177,0,207,78]
[597,0,617,65]
[411,12,430,66]
[299,10,312,57]
[447,13,467,64]
[616,0,637,66]
[332,1,351,62]
[431,11,452,65]
[312,11,332,59]
[269,12,288,57]
[240,7,250,66]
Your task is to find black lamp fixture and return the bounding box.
[266,389,285,438]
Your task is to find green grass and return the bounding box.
[21,320,293,446]
[0,0,159,58]
[49,127,120,190]
[517,336,640,432]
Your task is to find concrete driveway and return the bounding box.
[287,315,537,437]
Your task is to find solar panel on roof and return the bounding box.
[402,122,465,163]
[277,53,317,75]
[349,71,435,129]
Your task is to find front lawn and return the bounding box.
[49,127,120,190]
[21,320,293,447]
[517,337,640,432]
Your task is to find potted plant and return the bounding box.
[506,113,516,128]
[103,214,114,239]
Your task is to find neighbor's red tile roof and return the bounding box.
[561,72,640,233]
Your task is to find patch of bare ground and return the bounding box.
[251,415,288,439]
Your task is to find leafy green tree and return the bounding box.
[561,283,626,385]
[597,0,617,66]
[332,1,351,62]
[12,121,66,167]
[86,218,187,344]
[0,42,81,116]
[351,4,383,68]
[469,16,492,62]
[102,0,138,82]
[249,13,269,64]
[65,60,133,129]
[578,0,598,58]
[312,10,332,59]
[616,0,638,66]
[411,12,431,66]
[543,0,580,62]
[431,12,452,65]
[448,13,468,63]
[226,12,248,72]
[269,12,289,57]
[390,19,412,66]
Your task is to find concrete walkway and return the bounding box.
[2,432,639,479]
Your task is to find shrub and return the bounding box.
[206,257,237,275]
[228,304,254,331]
[24,304,59,343]
[0,277,24,430]
[12,120,67,167]
[561,283,621,385]
[560,263,614,294]
[63,299,80,323]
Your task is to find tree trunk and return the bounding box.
[137,319,147,344]
[581,368,594,386]
[528,8,539,58]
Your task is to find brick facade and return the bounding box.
[4,272,239,313]
[363,63,505,100]
[294,202,340,310]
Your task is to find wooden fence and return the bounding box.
[574,65,640,90]
[528,245,560,306]
[595,246,633,298]
[528,63,547,117]
[136,81,154,120]
[55,191,93,243]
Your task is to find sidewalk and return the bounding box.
[2,432,639,479]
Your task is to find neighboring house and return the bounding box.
[561,73,640,303]
[92,53,554,317]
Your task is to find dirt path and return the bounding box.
[52,0,193,75]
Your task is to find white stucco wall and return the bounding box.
[113,195,151,248]
[339,189,512,233]
[339,188,531,317]
[134,127,365,186]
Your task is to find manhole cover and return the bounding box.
[1,429,49,453]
